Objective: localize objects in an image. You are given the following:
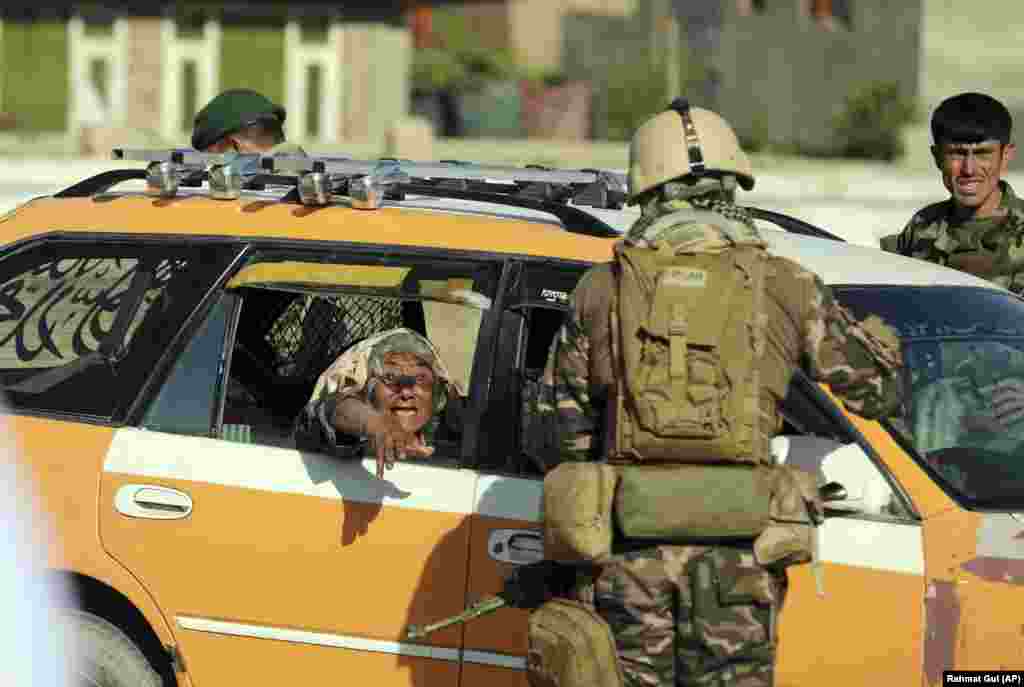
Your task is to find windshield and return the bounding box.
[836,285,1024,511]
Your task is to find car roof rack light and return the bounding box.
[109,148,628,209]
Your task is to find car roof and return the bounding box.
[2,185,1000,293]
[757,228,997,289]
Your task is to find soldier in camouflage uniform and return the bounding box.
[879,92,1024,439]
[297,327,463,478]
[532,102,904,687]
[880,93,1024,292]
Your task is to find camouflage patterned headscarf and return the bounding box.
[303,327,465,446]
[625,195,765,250]
[307,327,462,414]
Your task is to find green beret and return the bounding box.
[191,89,286,150]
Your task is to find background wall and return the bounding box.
[715,0,922,156]
[905,0,1024,168]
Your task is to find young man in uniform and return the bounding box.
[880,92,1023,289]
[880,92,1024,434]
[533,101,904,686]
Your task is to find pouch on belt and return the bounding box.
[526,598,625,687]
[754,465,825,594]
[543,462,618,563]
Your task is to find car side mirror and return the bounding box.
[819,481,848,503]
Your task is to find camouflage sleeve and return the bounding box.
[527,298,598,471]
[879,233,901,254]
[296,341,376,448]
[987,212,1024,279]
[802,273,904,419]
[879,215,918,255]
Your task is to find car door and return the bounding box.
[99,248,502,687]
[772,374,925,687]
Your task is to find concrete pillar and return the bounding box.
[284,20,343,144]
[507,0,563,71]
[384,117,434,160]
[160,17,220,144]
[67,14,129,139]
[124,18,162,138]
[341,23,410,143]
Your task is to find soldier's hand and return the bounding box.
[961,378,1024,434]
[500,561,588,610]
[989,379,1024,428]
[365,412,434,479]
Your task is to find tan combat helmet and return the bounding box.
[628,98,754,204]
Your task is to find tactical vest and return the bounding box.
[608,210,768,465]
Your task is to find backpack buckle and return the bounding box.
[669,303,688,381]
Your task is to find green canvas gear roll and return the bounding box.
[614,464,772,540]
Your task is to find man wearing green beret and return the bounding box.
[192,88,305,155]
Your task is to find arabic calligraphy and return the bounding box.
[0,257,187,368]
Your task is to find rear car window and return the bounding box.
[0,241,238,420]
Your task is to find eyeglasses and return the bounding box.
[378,371,434,391]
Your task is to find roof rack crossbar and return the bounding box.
[113,148,253,166]
[262,154,620,187]
[54,169,149,198]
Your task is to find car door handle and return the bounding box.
[488,528,543,565]
[115,484,193,520]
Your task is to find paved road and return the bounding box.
[2,157,1021,248]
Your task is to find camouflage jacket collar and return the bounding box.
[625,198,764,249]
[931,181,1024,255]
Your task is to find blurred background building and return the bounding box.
[0,1,1022,166]
[0,2,421,150]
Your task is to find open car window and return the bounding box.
[836,285,1024,511]
[197,253,501,461]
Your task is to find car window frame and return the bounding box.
[473,256,594,477]
[138,291,241,439]
[141,241,511,468]
[122,243,249,426]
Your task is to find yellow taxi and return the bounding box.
[3,150,1022,687]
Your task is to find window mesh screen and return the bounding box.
[261,294,404,386]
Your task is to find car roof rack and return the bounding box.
[57,148,629,238]
[50,148,843,244]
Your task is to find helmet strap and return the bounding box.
[666,98,706,176]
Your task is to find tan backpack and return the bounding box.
[609,211,769,465]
